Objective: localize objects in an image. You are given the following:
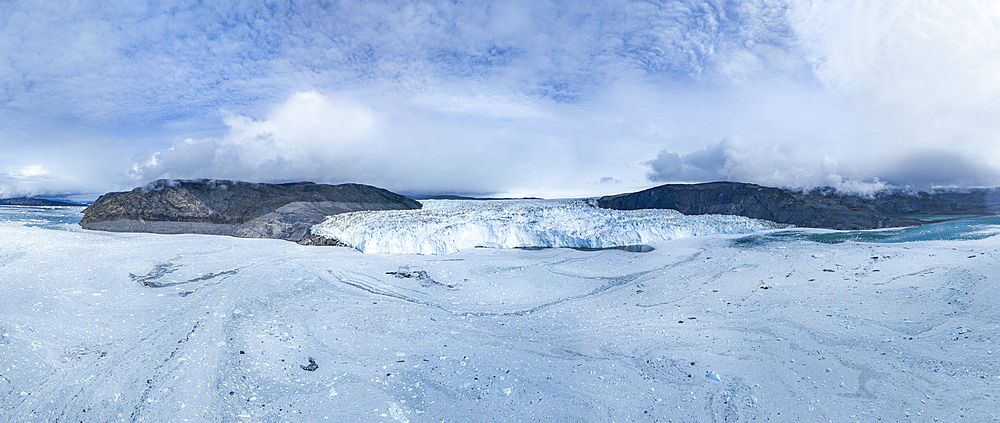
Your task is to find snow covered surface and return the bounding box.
[3,205,1000,421]
[313,199,783,254]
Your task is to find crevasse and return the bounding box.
[312,199,782,255]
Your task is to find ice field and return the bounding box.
[2,204,1000,421]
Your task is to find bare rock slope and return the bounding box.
[80,179,421,243]
[597,182,1000,230]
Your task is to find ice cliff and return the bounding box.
[313,199,783,254]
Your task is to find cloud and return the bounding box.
[0,0,804,129]
[6,0,810,198]
[0,132,126,199]
[784,0,1000,161]
[125,90,672,197]
[648,135,827,185]
[3,1,1000,199]
[646,135,885,195]
[125,90,524,194]
[128,92,377,183]
[0,165,52,198]
[642,1,1000,193]
[877,151,1000,189]
[8,165,49,179]
[1,161,93,199]
[647,136,1000,194]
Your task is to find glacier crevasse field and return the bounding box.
[314,199,783,255]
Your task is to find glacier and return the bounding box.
[313,199,784,254]
[3,205,1000,422]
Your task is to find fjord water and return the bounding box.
[0,206,84,231]
[736,215,1000,246]
[3,203,1000,422]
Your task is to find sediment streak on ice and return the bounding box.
[313,199,782,254]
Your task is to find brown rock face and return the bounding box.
[80,179,422,243]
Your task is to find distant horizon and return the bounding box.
[8,177,1000,205]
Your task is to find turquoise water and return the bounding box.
[735,215,1000,246]
[0,206,84,231]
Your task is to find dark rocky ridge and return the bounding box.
[0,198,84,207]
[597,182,1000,230]
[80,179,422,243]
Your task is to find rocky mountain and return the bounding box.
[0,198,84,207]
[597,182,1000,230]
[80,179,422,243]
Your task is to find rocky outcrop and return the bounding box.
[597,182,1000,230]
[80,179,422,243]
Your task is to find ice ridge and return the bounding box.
[313,199,783,254]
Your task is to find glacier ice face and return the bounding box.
[313,199,783,254]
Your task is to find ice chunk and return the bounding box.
[388,402,409,423]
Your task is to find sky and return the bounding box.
[1,0,999,200]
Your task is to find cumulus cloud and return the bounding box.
[9,165,49,179]
[0,165,52,198]
[128,92,377,183]
[645,135,891,195]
